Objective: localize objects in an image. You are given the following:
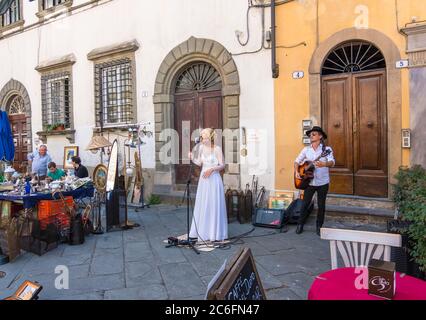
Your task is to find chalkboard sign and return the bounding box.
[207,247,266,300]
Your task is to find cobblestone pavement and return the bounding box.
[0,205,386,300]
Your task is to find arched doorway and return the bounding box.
[0,79,32,173]
[174,62,223,185]
[153,37,241,190]
[6,94,29,172]
[321,41,388,197]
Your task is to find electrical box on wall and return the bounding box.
[302,120,312,145]
[402,129,411,148]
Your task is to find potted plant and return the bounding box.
[44,123,66,133]
[54,123,65,131]
[391,165,426,280]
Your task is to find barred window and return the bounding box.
[41,72,72,128]
[42,0,66,10]
[95,59,133,126]
[1,0,20,27]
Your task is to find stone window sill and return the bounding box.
[36,0,73,19]
[37,129,75,144]
[93,125,134,133]
[0,20,25,34]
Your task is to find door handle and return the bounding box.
[333,122,341,128]
[367,121,374,128]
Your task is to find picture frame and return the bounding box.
[275,191,295,201]
[63,146,79,170]
[93,164,108,191]
[268,197,291,210]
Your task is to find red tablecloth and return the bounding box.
[308,267,426,300]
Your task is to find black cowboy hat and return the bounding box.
[306,126,327,139]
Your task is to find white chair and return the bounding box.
[320,228,402,270]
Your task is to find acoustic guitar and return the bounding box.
[294,149,331,190]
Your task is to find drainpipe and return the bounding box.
[271,0,279,78]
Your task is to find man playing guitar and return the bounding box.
[294,126,335,236]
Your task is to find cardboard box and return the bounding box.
[368,259,396,300]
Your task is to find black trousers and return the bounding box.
[298,184,329,226]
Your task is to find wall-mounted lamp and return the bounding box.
[402,129,411,148]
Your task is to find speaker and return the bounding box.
[253,208,288,229]
[106,189,127,231]
[286,199,314,224]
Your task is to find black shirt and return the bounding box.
[74,164,89,178]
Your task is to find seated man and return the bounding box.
[47,162,65,181]
[71,156,89,178]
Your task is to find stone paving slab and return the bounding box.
[0,204,387,300]
[90,253,124,276]
[104,284,168,300]
[159,262,207,299]
[276,272,316,300]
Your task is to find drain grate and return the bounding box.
[0,271,6,279]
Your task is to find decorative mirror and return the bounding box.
[106,140,118,192]
[93,164,108,191]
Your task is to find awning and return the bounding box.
[0,110,15,162]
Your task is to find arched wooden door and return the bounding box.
[321,41,388,197]
[174,62,223,185]
[6,95,29,173]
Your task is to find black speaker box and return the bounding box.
[253,208,288,229]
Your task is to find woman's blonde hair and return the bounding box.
[201,128,217,145]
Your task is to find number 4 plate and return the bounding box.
[292,71,304,79]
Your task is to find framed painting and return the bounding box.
[93,164,108,191]
[268,196,293,210]
[63,146,79,170]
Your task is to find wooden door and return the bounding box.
[174,90,222,185]
[9,114,28,173]
[322,74,354,195]
[322,70,387,197]
[352,71,387,197]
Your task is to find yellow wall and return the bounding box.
[274,0,426,191]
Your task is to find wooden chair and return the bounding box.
[320,228,402,270]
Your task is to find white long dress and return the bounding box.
[189,145,228,242]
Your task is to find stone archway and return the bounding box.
[153,37,241,189]
[308,28,402,198]
[0,79,33,162]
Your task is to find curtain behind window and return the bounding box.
[0,0,15,15]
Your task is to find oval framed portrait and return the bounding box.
[93,164,108,191]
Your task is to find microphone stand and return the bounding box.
[166,140,200,255]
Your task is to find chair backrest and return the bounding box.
[320,228,402,270]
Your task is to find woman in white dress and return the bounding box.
[188,128,228,242]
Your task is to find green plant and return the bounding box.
[147,194,162,205]
[393,165,426,272]
[45,123,65,132]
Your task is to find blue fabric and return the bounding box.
[0,185,95,208]
[0,111,15,161]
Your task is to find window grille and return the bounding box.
[41,72,72,129]
[175,62,222,94]
[1,0,20,27]
[42,0,66,10]
[321,41,386,76]
[94,59,133,127]
[7,95,25,115]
